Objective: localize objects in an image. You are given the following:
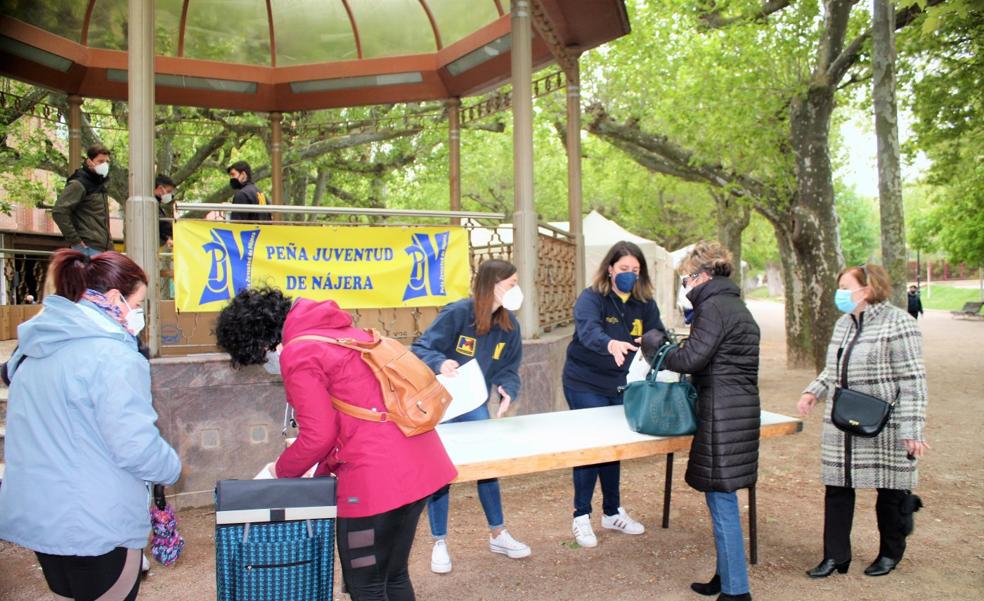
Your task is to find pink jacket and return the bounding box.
[275,299,457,518]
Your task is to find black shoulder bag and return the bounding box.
[831,318,898,438]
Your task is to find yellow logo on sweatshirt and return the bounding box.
[493,342,506,360]
[456,335,477,357]
[630,319,643,336]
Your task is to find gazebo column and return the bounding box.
[511,0,540,338]
[67,94,82,175]
[448,98,461,225]
[124,0,160,356]
[270,111,284,220]
[566,59,585,292]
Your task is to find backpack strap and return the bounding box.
[286,332,380,352]
[284,331,406,427]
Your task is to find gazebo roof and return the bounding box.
[0,0,629,111]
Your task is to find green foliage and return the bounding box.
[900,1,984,266]
[835,187,880,266]
[741,212,780,271]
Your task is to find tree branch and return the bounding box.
[700,0,793,30]
[828,0,946,85]
[586,103,776,201]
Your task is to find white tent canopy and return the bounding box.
[467,210,679,325]
[552,211,676,324]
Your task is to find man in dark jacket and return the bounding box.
[907,285,924,320]
[154,174,177,247]
[52,144,113,256]
[227,161,272,222]
[642,241,760,601]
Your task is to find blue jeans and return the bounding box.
[705,491,750,596]
[427,403,504,538]
[564,386,623,518]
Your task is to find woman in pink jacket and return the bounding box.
[215,288,457,601]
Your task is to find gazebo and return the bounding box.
[0,0,631,353]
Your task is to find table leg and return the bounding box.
[662,453,673,529]
[748,485,758,565]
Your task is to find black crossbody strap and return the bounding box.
[836,315,863,389]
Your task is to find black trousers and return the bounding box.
[337,497,428,601]
[35,547,141,601]
[823,485,909,563]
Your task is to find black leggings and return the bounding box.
[337,497,428,601]
[35,547,141,601]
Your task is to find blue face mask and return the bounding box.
[835,289,858,314]
[614,271,638,294]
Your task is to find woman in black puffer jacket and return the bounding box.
[643,241,761,601]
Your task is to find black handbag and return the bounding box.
[622,343,698,437]
[831,322,898,438]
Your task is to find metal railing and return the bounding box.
[1,206,578,342]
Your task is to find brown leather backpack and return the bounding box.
[286,330,451,436]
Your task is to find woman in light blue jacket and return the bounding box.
[0,250,181,601]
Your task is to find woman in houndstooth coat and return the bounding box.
[798,264,929,580]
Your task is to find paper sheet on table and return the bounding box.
[437,359,488,422]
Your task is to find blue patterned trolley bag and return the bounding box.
[215,477,337,601]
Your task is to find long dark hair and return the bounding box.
[472,259,517,336]
[590,241,654,301]
[50,249,148,301]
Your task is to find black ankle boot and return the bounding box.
[806,558,850,578]
[716,593,751,601]
[691,574,721,596]
[864,556,899,576]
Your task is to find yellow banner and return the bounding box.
[173,221,470,312]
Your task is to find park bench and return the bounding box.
[951,302,984,319]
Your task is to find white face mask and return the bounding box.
[94,162,110,177]
[263,349,281,375]
[161,192,173,203]
[500,285,524,312]
[121,296,145,335]
[678,285,693,310]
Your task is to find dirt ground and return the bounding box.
[1,301,982,601]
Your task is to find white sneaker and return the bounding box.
[431,539,452,573]
[572,514,598,548]
[489,529,531,559]
[601,507,645,535]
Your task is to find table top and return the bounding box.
[437,406,802,483]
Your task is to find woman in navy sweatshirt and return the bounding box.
[563,241,666,547]
[412,259,530,574]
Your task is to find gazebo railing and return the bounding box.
[1,206,577,344]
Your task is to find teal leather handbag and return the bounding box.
[622,344,698,437]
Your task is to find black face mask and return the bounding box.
[229,177,244,190]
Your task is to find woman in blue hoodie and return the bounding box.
[563,241,666,548]
[0,250,181,601]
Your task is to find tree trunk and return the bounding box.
[872,0,907,306]
[786,84,846,371]
[713,191,751,290]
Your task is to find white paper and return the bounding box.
[625,350,652,383]
[626,350,681,384]
[254,438,317,479]
[437,359,489,422]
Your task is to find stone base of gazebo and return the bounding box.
[150,328,573,508]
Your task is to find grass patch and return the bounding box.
[745,287,782,301]
[919,284,983,312]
